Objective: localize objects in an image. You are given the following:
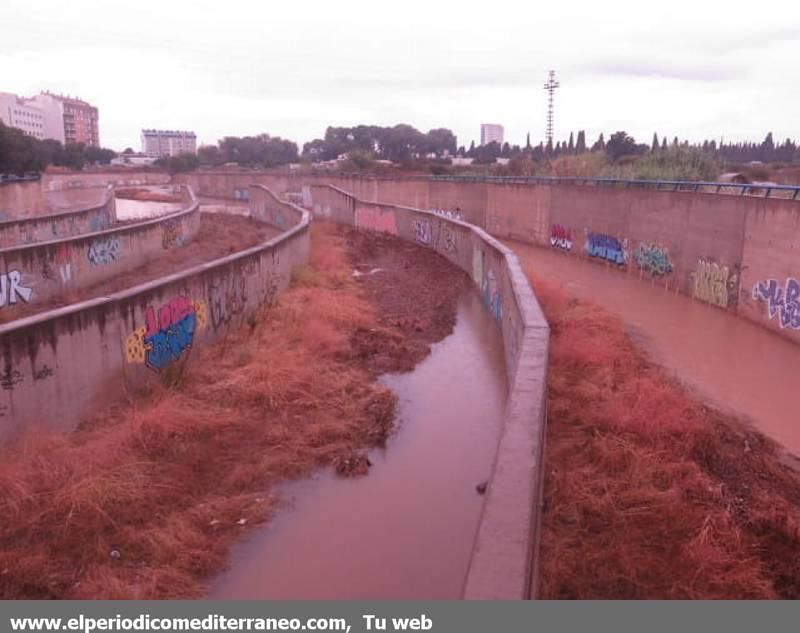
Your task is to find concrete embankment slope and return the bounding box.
[0,185,309,442]
[303,183,551,600]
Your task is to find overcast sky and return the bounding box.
[2,0,798,152]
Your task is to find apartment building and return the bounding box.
[0,91,100,146]
[480,123,504,146]
[0,92,46,140]
[141,129,197,157]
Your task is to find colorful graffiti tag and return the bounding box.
[692,260,738,308]
[126,296,208,372]
[355,207,399,236]
[0,270,33,308]
[161,219,185,250]
[87,236,121,266]
[208,275,248,331]
[634,243,674,277]
[550,225,573,251]
[585,232,628,266]
[414,219,432,245]
[482,269,503,323]
[752,278,800,329]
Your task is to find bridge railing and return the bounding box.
[332,172,800,200]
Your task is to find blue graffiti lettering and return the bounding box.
[144,312,198,371]
[753,278,800,329]
[585,232,627,266]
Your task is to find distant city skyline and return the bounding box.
[1,0,798,152]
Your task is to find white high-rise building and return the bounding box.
[480,123,504,146]
[141,129,197,158]
[0,92,47,140]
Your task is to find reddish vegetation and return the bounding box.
[0,213,280,324]
[0,222,464,599]
[534,277,800,599]
[115,188,182,203]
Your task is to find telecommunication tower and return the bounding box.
[543,70,560,147]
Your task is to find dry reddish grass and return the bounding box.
[115,188,182,203]
[534,277,800,599]
[0,223,399,599]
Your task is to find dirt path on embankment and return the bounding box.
[531,276,800,599]
[0,213,280,324]
[0,222,466,599]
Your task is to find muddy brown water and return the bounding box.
[506,239,800,456]
[209,291,508,599]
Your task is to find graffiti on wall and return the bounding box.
[434,220,457,253]
[161,219,185,250]
[355,207,398,235]
[87,235,121,266]
[414,219,432,245]
[41,244,74,285]
[550,225,573,251]
[126,296,208,372]
[89,209,112,233]
[0,270,33,308]
[634,242,674,277]
[585,231,628,266]
[692,260,739,308]
[430,208,465,222]
[472,249,483,287]
[752,278,800,329]
[209,275,248,331]
[1,368,23,390]
[482,269,503,323]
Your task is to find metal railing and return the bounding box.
[335,172,800,200]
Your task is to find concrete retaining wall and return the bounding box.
[270,174,800,347]
[0,187,200,319]
[303,184,550,600]
[0,184,309,442]
[0,185,116,248]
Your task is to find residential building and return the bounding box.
[0,91,100,145]
[141,129,197,158]
[0,92,46,140]
[480,123,504,146]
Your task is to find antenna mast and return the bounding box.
[543,70,560,147]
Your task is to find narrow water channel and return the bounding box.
[209,290,508,599]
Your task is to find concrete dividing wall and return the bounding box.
[0,180,47,219]
[0,185,309,441]
[0,186,199,320]
[42,170,170,192]
[0,185,116,248]
[304,184,550,600]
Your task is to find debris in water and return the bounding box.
[334,453,372,477]
[476,481,488,495]
[237,518,247,526]
[353,268,383,278]
[110,550,121,560]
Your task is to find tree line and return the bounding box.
[0,121,117,174]
[466,130,799,165]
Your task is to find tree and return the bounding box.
[525,132,531,149]
[123,147,135,155]
[591,133,605,152]
[575,130,586,153]
[606,131,638,160]
[568,132,574,154]
[651,133,660,152]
